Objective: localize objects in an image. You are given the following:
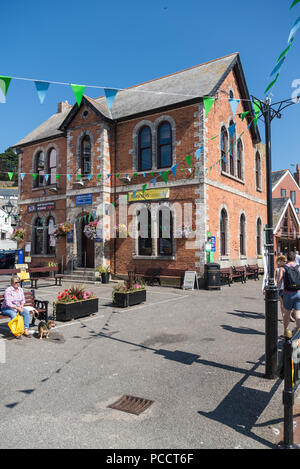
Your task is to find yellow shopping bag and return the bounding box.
[8,313,24,337]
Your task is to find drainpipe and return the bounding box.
[113,120,117,276]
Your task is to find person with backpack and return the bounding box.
[277,251,300,338]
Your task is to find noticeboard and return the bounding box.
[15,263,30,283]
[183,271,198,290]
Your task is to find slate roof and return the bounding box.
[13,52,258,147]
[271,170,288,189]
[272,197,289,229]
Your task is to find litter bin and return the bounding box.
[205,263,221,290]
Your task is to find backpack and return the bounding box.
[284,264,300,291]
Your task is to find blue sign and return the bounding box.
[75,193,93,206]
[210,236,216,252]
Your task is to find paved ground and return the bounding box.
[0,278,296,449]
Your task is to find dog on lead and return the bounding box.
[38,320,56,339]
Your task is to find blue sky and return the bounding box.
[0,0,299,171]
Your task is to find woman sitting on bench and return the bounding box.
[1,275,31,338]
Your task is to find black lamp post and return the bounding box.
[251,95,298,379]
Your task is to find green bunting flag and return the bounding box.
[277,38,294,63]
[290,0,300,9]
[71,84,85,107]
[56,174,60,181]
[185,155,191,167]
[8,172,13,180]
[0,76,11,96]
[142,183,147,195]
[33,173,37,180]
[203,97,215,117]
[77,174,81,181]
[116,173,120,178]
[98,174,102,180]
[241,111,250,121]
[133,172,137,178]
[88,213,92,222]
[161,171,169,184]
[265,73,279,94]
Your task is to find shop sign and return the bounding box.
[128,188,170,202]
[28,202,56,213]
[75,193,93,206]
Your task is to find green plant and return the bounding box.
[96,265,110,274]
[56,285,95,303]
[112,281,146,302]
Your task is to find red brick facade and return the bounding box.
[15,54,267,284]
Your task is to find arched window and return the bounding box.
[46,216,56,255]
[255,152,261,190]
[138,126,152,171]
[137,207,152,256]
[220,209,228,256]
[237,139,243,180]
[158,207,173,256]
[229,120,235,176]
[221,127,228,173]
[157,121,172,168]
[35,151,45,187]
[240,213,246,256]
[33,217,44,254]
[257,218,262,256]
[80,135,91,175]
[48,148,57,185]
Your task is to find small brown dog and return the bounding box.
[38,320,56,339]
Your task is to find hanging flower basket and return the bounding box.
[83,221,98,239]
[11,227,26,242]
[113,224,129,238]
[54,223,73,239]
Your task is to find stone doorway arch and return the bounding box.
[76,213,95,268]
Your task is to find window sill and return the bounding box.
[31,254,56,258]
[221,171,245,184]
[220,256,230,261]
[256,187,262,193]
[133,255,175,261]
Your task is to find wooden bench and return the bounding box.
[29,266,64,289]
[220,267,245,286]
[246,264,259,280]
[159,269,186,287]
[0,290,49,324]
[134,268,162,286]
[0,269,21,283]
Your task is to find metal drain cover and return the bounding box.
[108,395,154,415]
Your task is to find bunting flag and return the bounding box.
[229,98,240,116]
[87,174,92,181]
[133,172,137,178]
[203,96,215,117]
[171,164,178,177]
[0,87,5,103]
[142,183,147,195]
[116,173,120,178]
[185,155,191,167]
[56,174,60,181]
[195,146,203,160]
[132,190,137,200]
[98,174,101,180]
[241,111,250,121]
[88,213,92,222]
[8,172,13,180]
[20,173,25,181]
[34,81,50,104]
[107,174,111,179]
[152,178,157,187]
[33,173,37,181]
[161,171,168,184]
[270,56,286,77]
[265,73,279,94]
[0,76,11,97]
[277,38,294,63]
[67,174,71,181]
[288,16,300,43]
[71,84,85,107]
[77,174,81,181]
[44,174,49,183]
[104,88,118,111]
[291,0,300,8]
[228,122,236,139]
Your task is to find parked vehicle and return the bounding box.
[0,250,16,269]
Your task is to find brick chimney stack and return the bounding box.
[57,101,71,113]
[294,164,300,186]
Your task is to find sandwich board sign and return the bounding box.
[183,271,198,290]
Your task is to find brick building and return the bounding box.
[13,52,267,285]
[272,168,300,254]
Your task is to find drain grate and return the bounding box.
[108,395,154,415]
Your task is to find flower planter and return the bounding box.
[55,298,99,321]
[101,272,110,284]
[113,289,146,308]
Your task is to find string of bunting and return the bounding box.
[265,0,300,94]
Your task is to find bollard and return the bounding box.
[277,337,300,449]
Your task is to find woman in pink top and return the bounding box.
[1,275,31,338]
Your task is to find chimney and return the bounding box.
[57,100,71,113]
[294,164,300,186]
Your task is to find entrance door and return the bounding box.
[81,216,94,268]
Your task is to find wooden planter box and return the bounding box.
[55,298,99,321]
[113,289,146,308]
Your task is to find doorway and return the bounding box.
[77,214,95,268]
